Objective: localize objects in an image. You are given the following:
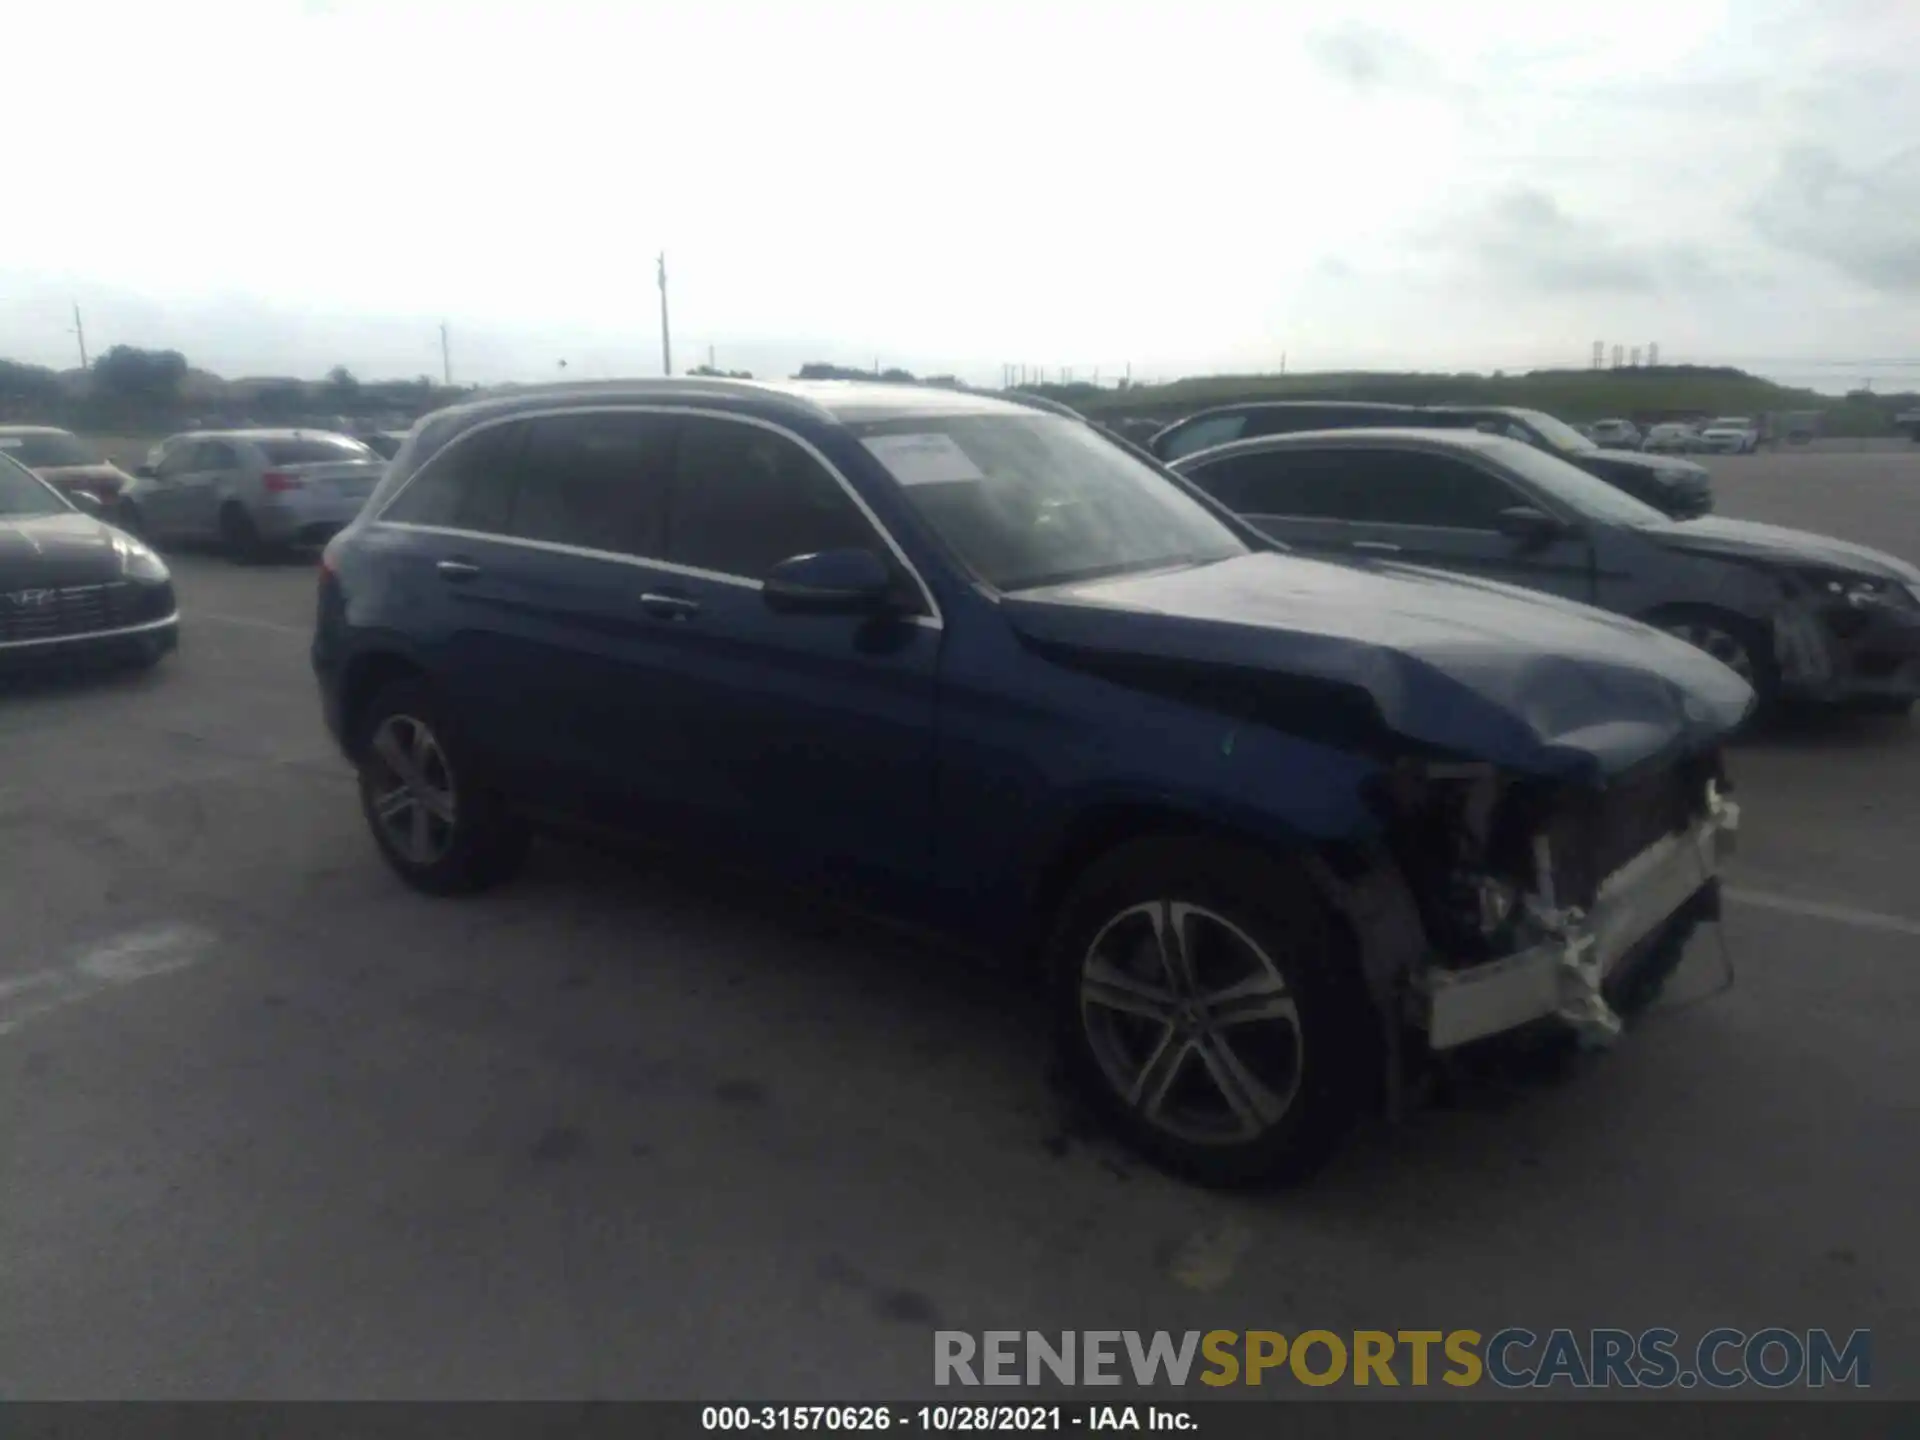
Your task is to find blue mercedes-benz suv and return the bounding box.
[314,378,1749,1183]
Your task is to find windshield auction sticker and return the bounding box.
[862,433,985,487]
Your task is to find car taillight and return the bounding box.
[262,471,304,492]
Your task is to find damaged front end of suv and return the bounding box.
[1352,750,1739,1062]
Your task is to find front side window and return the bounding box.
[1156,412,1248,461]
[511,412,674,557]
[381,421,527,534]
[668,415,878,579]
[0,454,68,516]
[860,413,1249,592]
[200,441,240,470]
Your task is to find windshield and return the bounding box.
[1494,438,1670,526]
[0,430,101,468]
[0,453,71,516]
[855,413,1251,591]
[259,436,376,465]
[1507,409,1598,454]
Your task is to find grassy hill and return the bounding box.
[1024,366,1916,438]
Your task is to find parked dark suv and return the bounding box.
[1147,403,1713,519]
[314,379,1747,1183]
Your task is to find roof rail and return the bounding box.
[457,375,836,423]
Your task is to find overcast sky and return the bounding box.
[4,0,1917,392]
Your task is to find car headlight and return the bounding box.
[112,532,170,582]
[1796,567,1914,610]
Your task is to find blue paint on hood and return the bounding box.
[1005,552,1754,782]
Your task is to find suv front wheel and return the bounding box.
[1047,837,1373,1185]
[353,677,530,895]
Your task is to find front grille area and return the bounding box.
[1543,757,1715,908]
[0,581,162,645]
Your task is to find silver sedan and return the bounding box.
[121,429,387,558]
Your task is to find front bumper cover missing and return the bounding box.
[1420,788,1740,1050]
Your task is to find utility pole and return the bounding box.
[70,303,88,369]
[708,344,716,372]
[440,323,451,385]
[657,253,673,377]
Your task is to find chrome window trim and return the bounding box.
[375,403,944,627]
[0,612,178,652]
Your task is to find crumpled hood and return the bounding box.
[0,511,125,586]
[1647,515,1920,583]
[1005,552,1754,782]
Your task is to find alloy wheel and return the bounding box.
[364,713,459,866]
[1078,900,1305,1146]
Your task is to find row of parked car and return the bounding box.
[1578,416,1766,455]
[4,385,1917,1185]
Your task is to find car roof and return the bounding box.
[446,376,1041,429]
[0,424,75,436]
[1165,399,1421,424]
[1172,425,1530,466]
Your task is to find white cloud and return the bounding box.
[2,0,1918,388]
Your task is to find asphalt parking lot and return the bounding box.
[4,449,1917,1400]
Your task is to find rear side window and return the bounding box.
[509,412,675,557]
[1337,450,1523,529]
[199,441,241,469]
[259,437,374,465]
[1186,449,1358,519]
[381,422,526,533]
[668,416,878,579]
[1157,413,1248,461]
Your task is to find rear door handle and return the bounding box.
[1351,541,1402,554]
[437,558,482,581]
[639,590,701,620]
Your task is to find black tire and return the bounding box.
[219,502,266,562]
[1651,607,1780,712]
[1046,836,1375,1186]
[352,677,530,895]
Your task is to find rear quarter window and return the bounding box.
[259,438,375,465]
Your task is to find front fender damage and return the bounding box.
[1307,761,1741,1116]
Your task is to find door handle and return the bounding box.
[639,591,701,620]
[436,558,482,581]
[1351,540,1402,554]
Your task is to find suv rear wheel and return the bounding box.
[353,677,529,894]
[1047,837,1372,1185]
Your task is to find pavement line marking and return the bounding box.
[1724,887,1920,939]
[193,613,307,635]
[0,922,218,1037]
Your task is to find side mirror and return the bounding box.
[69,490,105,515]
[762,547,896,615]
[1495,505,1568,545]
